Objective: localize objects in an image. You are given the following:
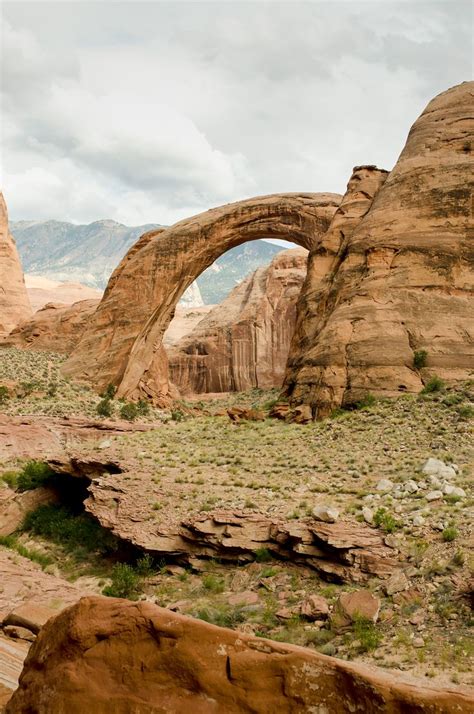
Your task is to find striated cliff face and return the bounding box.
[62,193,340,404]
[3,300,100,354]
[284,81,474,416]
[168,248,308,393]
[0,193,32,337]
[6,597,472,714]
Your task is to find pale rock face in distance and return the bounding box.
[0,193,32,336]
[167,248,309,393]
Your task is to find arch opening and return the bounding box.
[63,192,341,403]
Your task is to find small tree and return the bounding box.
[96,398,113,418]
[120,402,138,421]
[413,350,428,370]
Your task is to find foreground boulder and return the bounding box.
[7,596,472,713]
[168,248,308,393]
[0,193,32,337]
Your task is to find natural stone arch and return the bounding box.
[63,192,341,401]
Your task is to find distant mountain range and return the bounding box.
[11,219,284,305]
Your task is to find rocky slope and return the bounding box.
[62,193,341,404]
[6,597,472,713]
[285,81,474,416]
[168,248,308,393]
[0,194,32,337]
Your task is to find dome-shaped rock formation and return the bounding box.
[62,194,341,403]
[284,81,474,416]
[3,299,100,353]
[6,596,473,713]
[168,248,308,394]
[0,193,32,337]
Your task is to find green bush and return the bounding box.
[171,409,185,422]
[102,563,141,599]
[457,405,474,420]
[202,574,225,593]
[137,399,150,417]
[442,526,458,542]
[120,402,138,421]
[23,504,118,555]
[421,376,445,394]
[0,535,53,569]
[413,350,428,370]
[0,385,10,404]
[101,384,117,399]
[1,470,19,489]
[373,507,400,534]
[255,547,272,563]
[96,397,113,418]
[17,461,55,491]
[135,554,154,577]
[352,614,382,652]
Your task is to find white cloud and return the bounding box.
[1,1,471,224]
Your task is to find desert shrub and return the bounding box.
[135,554,154,577]
[120,402,138,421]
[457,404,474,420]
[442,526,458,542]
[96,397,113,418]
[373,507,400,534]
[1,470,19,489]
[23,504,118,555]
[102,563,141,599]
[413,350,428,370]
[0,385,10,404]
[17,461,55,491]
[255,547,272,563]
[171,409,185,422]
[356,393,377,409]
[18,380,39,397]
[47,382,58,397]
[196,605,247,628]
[137,399,150,417]
[352,614,382,652]
[101,384,117,399]
[202,574,225,593]
[421,376,445,394]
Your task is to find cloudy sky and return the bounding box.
[1,0,472,226]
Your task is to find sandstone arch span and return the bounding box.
[63,192,341,401]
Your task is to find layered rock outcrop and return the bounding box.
[0,193,32,337]
[7,596,473,713]
[168,248,308,393]
[285,81,474,416]
[3,299,100,353]
[63,194,341,403]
